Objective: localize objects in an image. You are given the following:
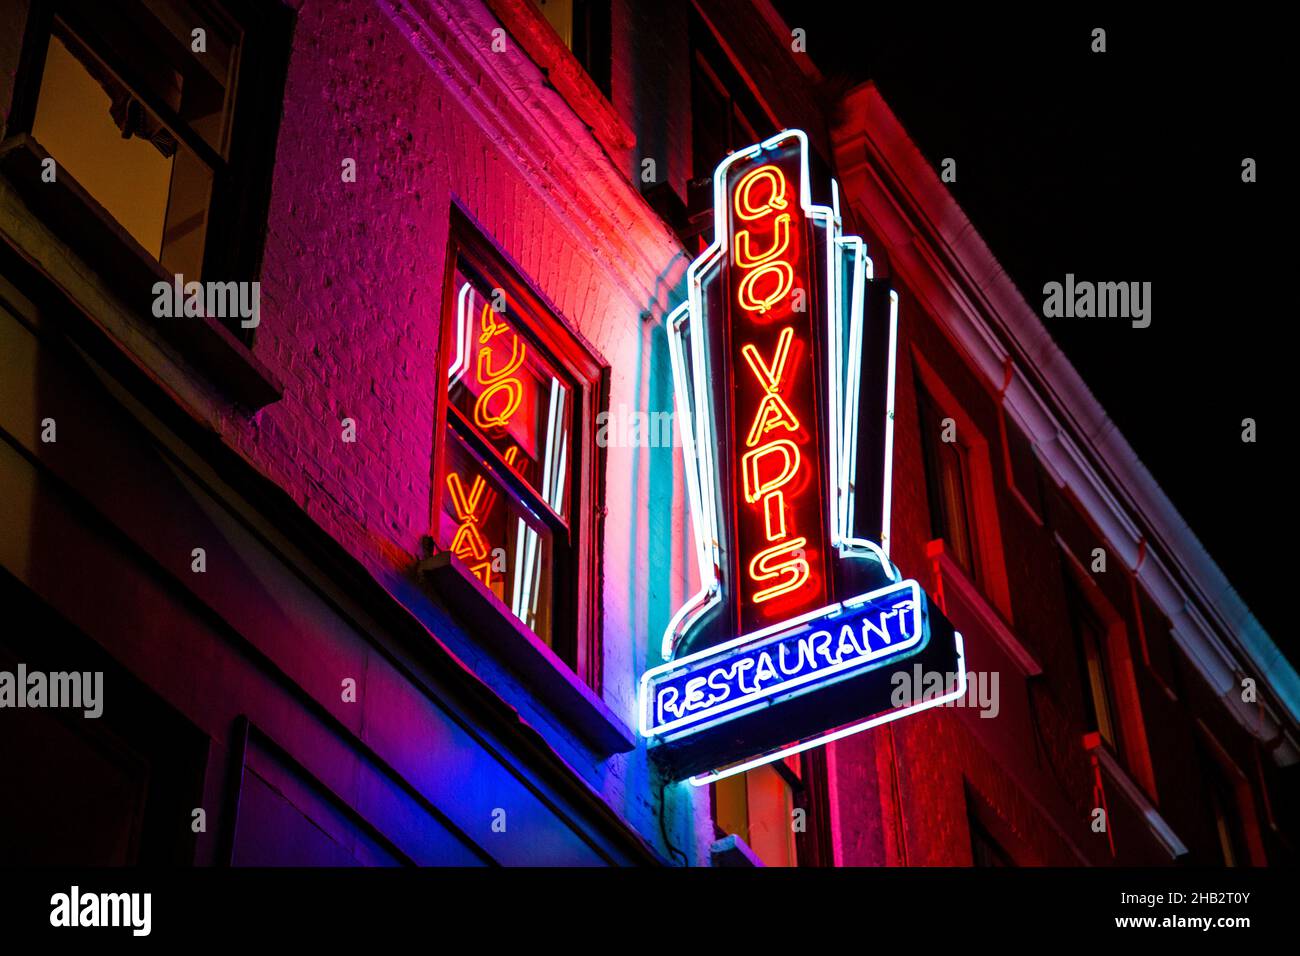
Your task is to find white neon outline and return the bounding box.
[660,129,899,662]
[640,579,924,739]
[451,277,574,636]
[449,281,475,387]
[686,631,967,786]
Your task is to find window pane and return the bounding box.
[917,387,976,574]
[448,269,573,520]
[937,440,975,572]
[69,0,242,156]
[438,431,555,645]
[712,775,748,844]
[137,0,241,155]
[1065,575,1122,753]
[1083,632,1119,750]
[744,765,796,867]
[32,24,213,280]
[532,0,574,48]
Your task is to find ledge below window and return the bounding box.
[1085,733,1187,860]
[0,134,282,412]
[418,550,634,757]
[710,834,763,867]
[926,538,1042,677]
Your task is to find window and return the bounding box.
[999,408,1046,523]
[969,814,1014,867]
[434,214,605,686]
[1063,570,1123,754]
[711,752,832,867]
[674,8,779,250]
[917,384,979,577]
[529,0,611,97]
[11,0,291,338]
[1195,735,1264,867]
[1204,754,1248,866]
[689,10,772,184]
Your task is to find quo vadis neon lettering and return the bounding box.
[648,130,962,787]
[728,160,826,627]
[447,296,526,587]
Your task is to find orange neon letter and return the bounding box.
[737,260,794,315]
[733,213,791,268]
[748,536,810,603]
[741,327,800,445]
[474,332,526,430]
[740,326,794,391]
[446,471,490,562]
[733,164,789,221]
[742,438,800,504]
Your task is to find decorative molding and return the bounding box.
[832,83,1300,765]
[481,0,634,155]
[376,0,687,320]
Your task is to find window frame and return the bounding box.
[1195,723,1267,866]
[917,383,980,577]
[687,7,774,184]
[1057,540,1159,801]
[1063,568,1124,755]
[909,347,1015,623]
[531,0,611,98]
[709,749,833,867]
[433,207,607,691]
[7,0,293,345]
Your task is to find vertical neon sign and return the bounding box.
[726,153,828,632]
[645,130,968,783]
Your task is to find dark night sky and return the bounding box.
[771,6,1290,660]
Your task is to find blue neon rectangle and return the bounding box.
[643,580,925,739]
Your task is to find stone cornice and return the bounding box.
[376,0,688,319]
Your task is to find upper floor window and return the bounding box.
[917,383,979,577]
[651,9,783,251]
[434,214,605,687]
[1195,734,1264,867]
[1062,570,1123,754]
[688,10,773,187]
[11,0,291,338]
[530,0,611,97]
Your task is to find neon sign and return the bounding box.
[644,130,967,783]
[442,280,569,640]
[446,290,529,589]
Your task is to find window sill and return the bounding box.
[926,538,1041,676]
[482,0,634,159]
[0,133,282,412]
[1085,733,1187,860]
[710,834,763,867]
[418,550,634,757]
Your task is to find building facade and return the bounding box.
[0,0,1295,867]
